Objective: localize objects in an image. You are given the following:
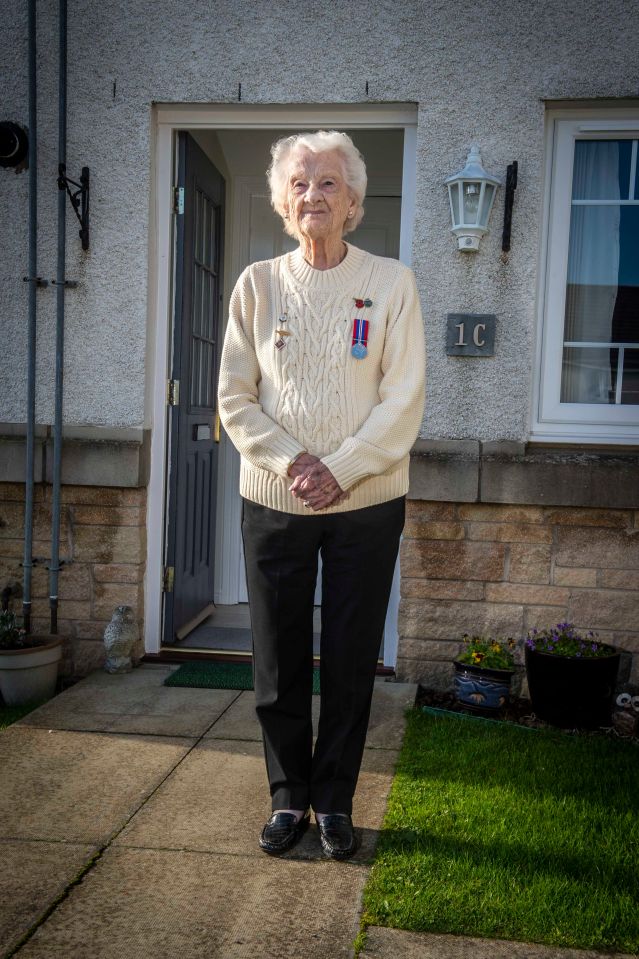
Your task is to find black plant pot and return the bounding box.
[525,645,621,729]
[453,660,514,713]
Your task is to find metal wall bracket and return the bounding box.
[58,163,90,251]
[501,161,518,252]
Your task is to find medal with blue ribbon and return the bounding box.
[351,298,372,359]
[351,319,369,359]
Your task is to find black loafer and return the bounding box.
[259,810,310,855]
[317,813,358,860]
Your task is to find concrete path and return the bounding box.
[0,665,415,958]
[360,928,637,959]
[2,666,634,959]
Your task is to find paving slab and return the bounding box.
[360,927,637,959]
[0,667,415,958]
[14,846,369,959]
[0,839,98,957]
[114,737,399,863]
[365,679,417,749]
[204,678,416,748]
[0,725,192,843]
[204,688,320,741]
[15,664,241,737]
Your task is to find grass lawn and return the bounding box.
[361,707,639,953]
[0,700,46,730]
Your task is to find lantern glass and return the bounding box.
[462,181,481,224]
[449,182,460,223]
[478,183,496,228]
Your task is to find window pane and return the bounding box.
[564,205,619,343]
[564,205,639,346]
[571,140,632,200]
[561,346,618,404]
[622,349,639,404]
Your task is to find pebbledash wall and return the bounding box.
[1,1,638,685]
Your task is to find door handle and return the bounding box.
[214,410,221,443]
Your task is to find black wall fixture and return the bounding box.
[0,121,29,169]
[58,163,90,250]
[501,160,518,252]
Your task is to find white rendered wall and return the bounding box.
[1,0,638,439]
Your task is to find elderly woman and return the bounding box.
[217,130,425,860]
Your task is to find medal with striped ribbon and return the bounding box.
[351,298,372,359]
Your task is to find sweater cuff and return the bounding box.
[268,433,308,478]
[320,441,367,492]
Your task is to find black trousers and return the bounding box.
[241,495,405,814]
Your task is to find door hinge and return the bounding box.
[167,379,180,406]
[163,566,175,592]
[173,186,184,215]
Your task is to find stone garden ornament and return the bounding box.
[103,605,138,673]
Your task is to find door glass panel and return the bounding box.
[192,266,202,336]
[561,139,639,405]
[190,338,199,408]
[190,186,218,410]
[204,200,211,267]
[194,190,201,263]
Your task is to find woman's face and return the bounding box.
[285,148,355,243]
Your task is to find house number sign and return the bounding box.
[446,313,496,356]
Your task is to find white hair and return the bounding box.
[267,130,367,237]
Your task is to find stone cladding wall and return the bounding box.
[398,499,639,690]
[0,482,146,678]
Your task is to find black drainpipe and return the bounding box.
[22,0,39,635]
[49,0,68,634]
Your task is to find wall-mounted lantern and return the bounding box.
[445,144,502,251]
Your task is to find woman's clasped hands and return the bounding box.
[287,453,348,510]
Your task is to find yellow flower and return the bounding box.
[490,642,502,654]
[471,651,485,664]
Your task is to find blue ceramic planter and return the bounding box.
[453,660,514,712]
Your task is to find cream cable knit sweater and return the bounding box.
[217,242,426,515]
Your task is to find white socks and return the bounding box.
[273,808,336,823]
[274,808,306,822]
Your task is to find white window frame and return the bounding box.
[531,108,639,444]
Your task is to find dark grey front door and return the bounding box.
[163,132,225,645]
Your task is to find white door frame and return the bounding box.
[145,103,419,665]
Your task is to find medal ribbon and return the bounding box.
[351,318,369,349]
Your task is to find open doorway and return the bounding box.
[148,104,418,667]
[170,127,404,657]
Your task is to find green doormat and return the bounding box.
[164,660,321,693]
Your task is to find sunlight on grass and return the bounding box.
[362,709,639,953]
